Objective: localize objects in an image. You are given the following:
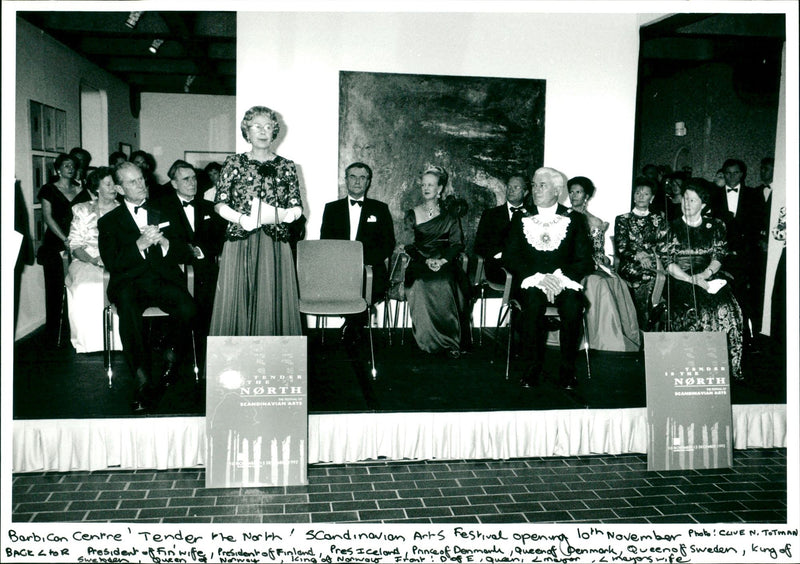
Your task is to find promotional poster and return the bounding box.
[645,332,733,471]
[206,336,308,488]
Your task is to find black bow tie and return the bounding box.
[182,200,194,207]
[727,187,738,193]
[510,206,525,214]
[350,199,363,207]
[133,201,148,214]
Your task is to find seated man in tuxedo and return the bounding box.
[474,174,530,285]
[320,162,395,342]
[98,162,197,412]
[504,167,594,390]
[151,160,226,373]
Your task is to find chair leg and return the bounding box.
[479,286,486,347]
[583,317,591,379]
[392,299,400,345]
[57,287,67,347]
[493,304,510,358]
[384,300,393,346]
[103,306,114,387]
[368,322,376,380]
[504,307,513,381]
[402,301,409,345]
[191,331,199,382]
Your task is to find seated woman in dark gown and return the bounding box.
[404,166,471,358]
[658,180,744,379]
[614,177,669,329]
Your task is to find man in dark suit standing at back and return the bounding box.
[99,162,197,411]
[504,167,594,391]
[474,174,531,285]
[320,162,395,341]
[714,158,762,344]
[151,160,227,374]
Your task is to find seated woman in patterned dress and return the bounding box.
[658,179,744,379]
[614,177,669,329]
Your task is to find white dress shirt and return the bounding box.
[506,201,526,220]
[124,199,152,259]
[178,196,195,232]
[725,183,741,215]
[348,197,363,240]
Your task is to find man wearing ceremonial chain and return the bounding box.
[504,167,594,390]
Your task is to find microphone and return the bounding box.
[257,162,278,200]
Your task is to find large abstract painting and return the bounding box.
[338,71,546,252]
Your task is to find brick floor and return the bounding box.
[12,449,786,524]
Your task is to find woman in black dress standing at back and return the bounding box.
[37,153,92,342]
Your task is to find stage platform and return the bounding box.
[13,325,787,472]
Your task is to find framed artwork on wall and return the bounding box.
[30,101,43,151]
[54,110,66,152]
[338,70,546,253]
[185,151,232,170]
[118,142,131,158]
[44,156,56,186]
[33,208,45,254]
[31,156,45,203]
[43,105,56,151]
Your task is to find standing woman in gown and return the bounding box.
[568,176,640,352]
[404,166,471,358]
[658,180,744,379]
[210,106,303,336]
[613,177,669,329]
[36,153,92,342]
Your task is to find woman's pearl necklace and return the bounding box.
[684,215,703,227]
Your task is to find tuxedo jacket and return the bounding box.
[150,191,226,265]
[98,201,194,304]
[320,197,396,274]
[503,204,594,289]
[711,183,762,267]
[474,204,512,261]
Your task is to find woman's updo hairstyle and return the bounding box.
[567,176,596,198]
[240,106,280,143]
[87,167,114,195]
[422,165,449,189]
[54,152,77,173]
[682,178,711,205]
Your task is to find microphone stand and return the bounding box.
[250,186,263,337]
[255,161,280,335]
[272,176,279,335]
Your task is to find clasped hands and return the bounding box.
[425,257,447,272]
[239,197,302,231]
[137,224,167,252]
[635,250,654,270]
[521,269,582,303]
[534,273,564,303]
[689,272,710,291]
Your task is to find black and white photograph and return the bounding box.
[2,2,797,563]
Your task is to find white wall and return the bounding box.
[11,17,139,339]
[140,93,237,184]
[237,11,641,243]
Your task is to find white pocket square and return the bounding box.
[367,215,377,222]
[203,215,211,220]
